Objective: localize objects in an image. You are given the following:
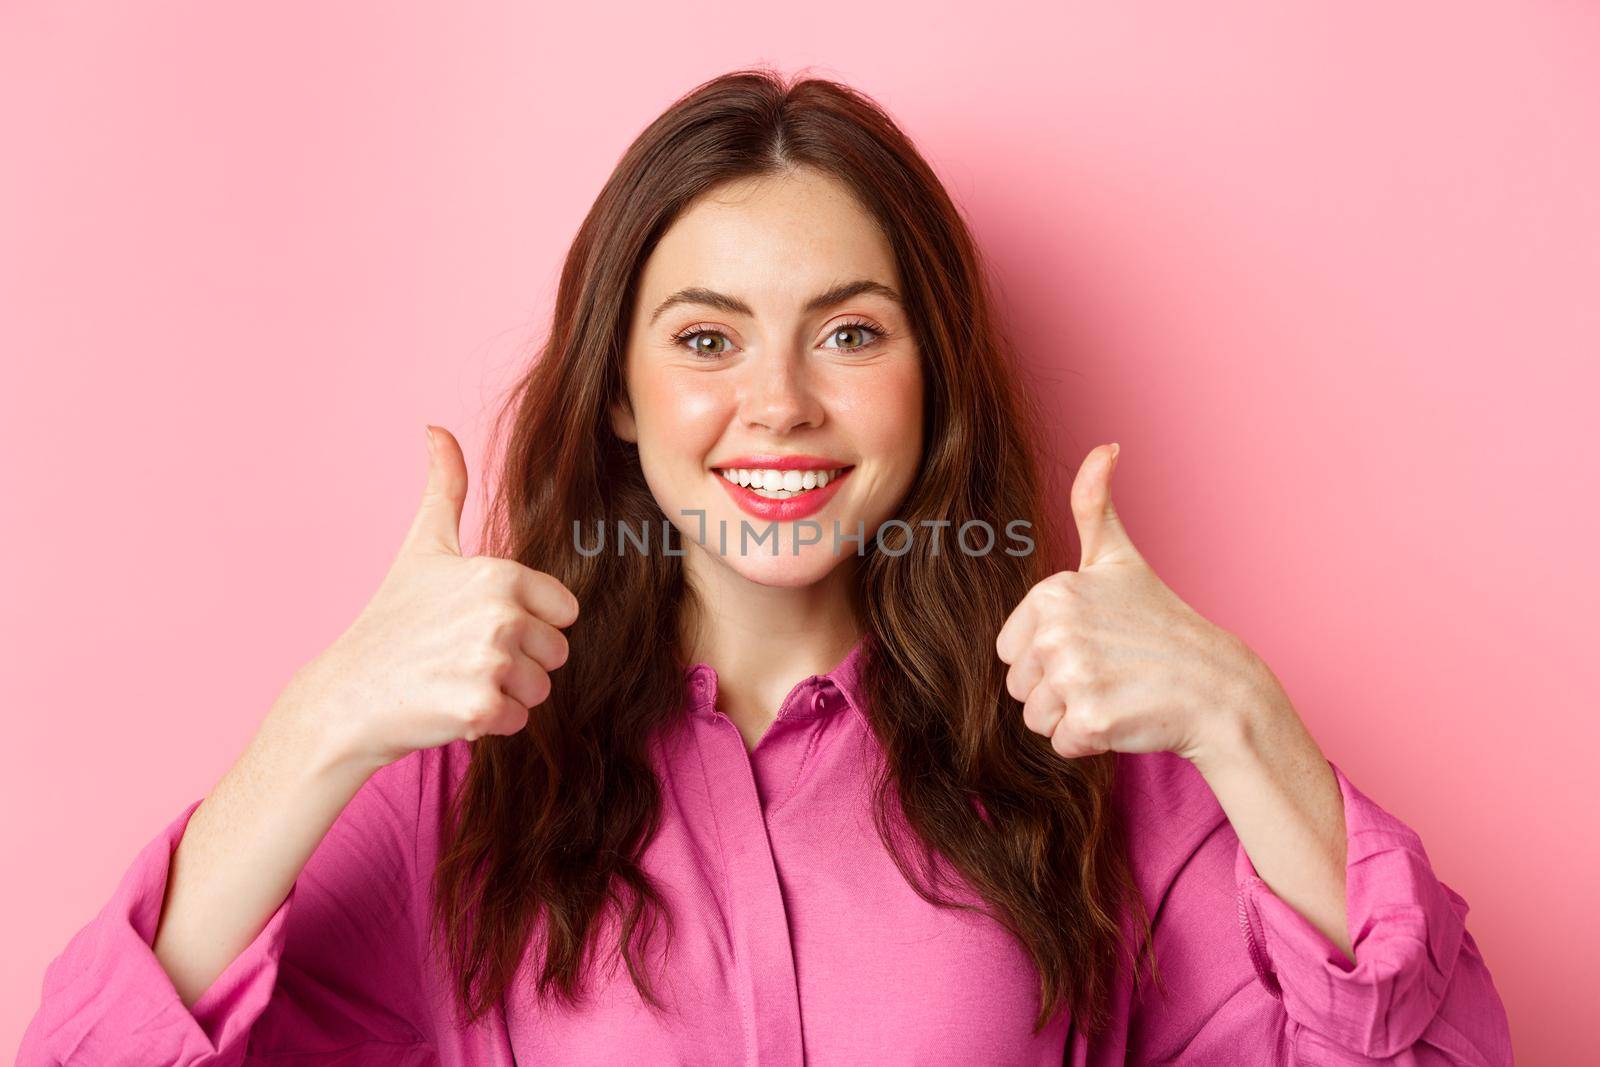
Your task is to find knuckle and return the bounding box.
[1024,700,1058,736]
[1069,702,1111,743]
[472,556,522,594]
[484,604,524,643]
[1052,596,1085,628]
[471,642,514,679]
[1073,662,1109,695]
[1037,621,1076,655]
[464,689,504,729]
[1046,570,1080,598]
[1046,656,1088,692]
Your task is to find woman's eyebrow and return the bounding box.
[648,279,902,326]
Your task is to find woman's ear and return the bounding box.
[609,395,638,443]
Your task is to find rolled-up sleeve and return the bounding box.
[1232,760,1513,1063]
[1126,757,1513,1065]
[18,752,436,1066]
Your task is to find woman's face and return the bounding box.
[613,167,924,588]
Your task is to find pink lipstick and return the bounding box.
[710,457,854,522]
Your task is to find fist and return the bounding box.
[280,425,580,770]
[995,444,1268,764]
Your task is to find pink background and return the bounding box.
[3,2,1595,1060]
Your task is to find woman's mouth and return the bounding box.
[713,466,850,499]
[710,464,855,522]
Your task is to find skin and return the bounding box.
[610,167,923,751]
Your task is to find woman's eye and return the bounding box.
[671,321,886,358]
[822,322,884,352]
[672,329,733,358]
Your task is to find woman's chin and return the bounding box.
[721,550,849,589]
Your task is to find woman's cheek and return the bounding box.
[636,373,729,462]
[853,362,922,460]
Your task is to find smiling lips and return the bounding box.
[710,456,854,521]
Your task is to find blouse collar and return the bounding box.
[683,631,873,723]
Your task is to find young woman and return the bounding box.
[21,69,1512,1065]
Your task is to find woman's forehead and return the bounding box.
[638,173,899,311]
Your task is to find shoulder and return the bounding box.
[1111,751,1233,905]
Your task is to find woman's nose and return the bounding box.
[737,354,823,434]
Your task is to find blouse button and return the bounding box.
[810,689,830,714]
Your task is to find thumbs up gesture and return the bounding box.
[995,445,1289,766]
[281,426,580,772]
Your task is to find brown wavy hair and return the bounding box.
[430,65,1160,1039]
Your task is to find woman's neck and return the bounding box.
[679,550,862,749]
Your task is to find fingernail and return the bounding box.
[424,425,436,456]
[1108,442,1120,469]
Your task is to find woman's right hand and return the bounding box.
[275,425,580,772]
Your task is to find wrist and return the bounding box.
[264,667,390,788]
[1185,641,1290,778]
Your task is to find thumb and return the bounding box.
[1071,443,1139,570]
[404,425,467,556]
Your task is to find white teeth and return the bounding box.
[716,466,846,499]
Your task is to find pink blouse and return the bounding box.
[20,635,1512,1064]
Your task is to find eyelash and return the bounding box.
[669,318,890,359]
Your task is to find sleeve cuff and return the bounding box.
[20,800,296,1066]
[1232,759,1470,1059]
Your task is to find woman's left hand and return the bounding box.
[995,443,1293,764]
